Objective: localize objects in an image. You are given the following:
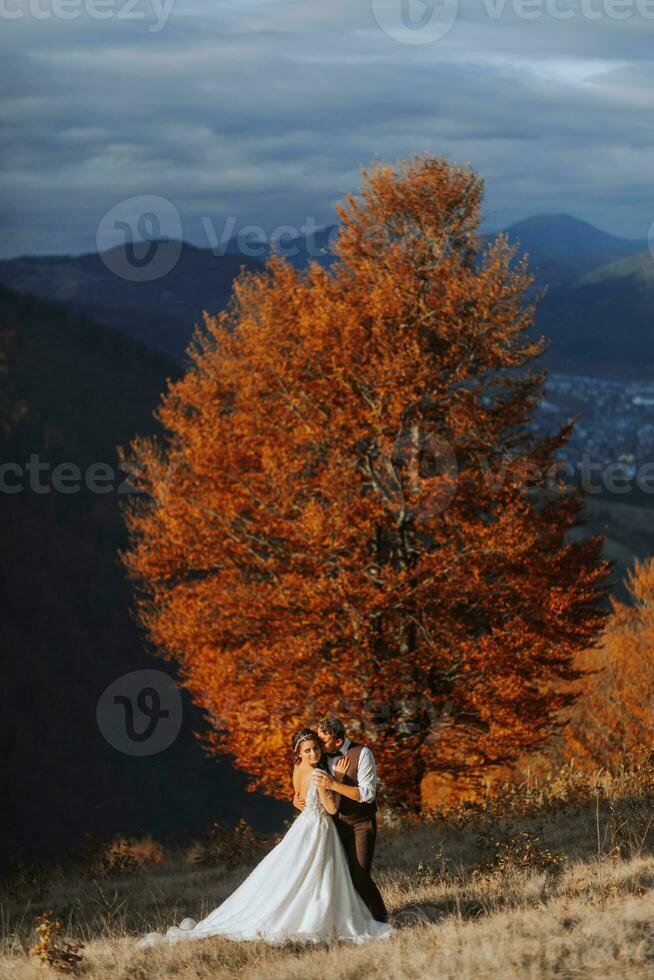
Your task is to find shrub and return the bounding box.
[97,835,165,876]
[29,911,84,974]
[474,831,566,876]
[185,818,271,868]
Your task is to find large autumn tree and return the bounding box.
[119,154,611,808]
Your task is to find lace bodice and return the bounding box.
[303,773,330,818]
[303,777,322,814]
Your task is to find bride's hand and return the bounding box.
[313,769,334,791]
[333,756,350,781]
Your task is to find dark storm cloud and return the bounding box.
[1,0,653,257]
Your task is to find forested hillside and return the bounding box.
[0,286,286,870]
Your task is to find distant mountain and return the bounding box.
[476,215,652,376]
[489,213,648,292]
[0,214,651,377]
[225,214,647,282]
[498,213,647,261]
[0,242,263,359]
[530,243,654,378]
[578,247,654,288]
[0,285,286,868]
[0,232,336,360]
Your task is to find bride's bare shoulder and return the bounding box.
[294,764,311,798]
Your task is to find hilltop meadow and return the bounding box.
[3,756,654,980]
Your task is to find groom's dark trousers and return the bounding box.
[333,743,388,923]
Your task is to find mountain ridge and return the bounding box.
[0,214,652,377]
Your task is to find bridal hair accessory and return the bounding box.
[291,727,320,757]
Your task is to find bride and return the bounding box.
[136,728,393,947]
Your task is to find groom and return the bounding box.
[310,716,388,924]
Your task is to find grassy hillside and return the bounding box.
[2,760,654,978]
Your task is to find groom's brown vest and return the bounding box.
[335,742,378,824]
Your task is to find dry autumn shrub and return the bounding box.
[425,746,654,869]
[29,911,84,975]
[473,831,566,876]
[185,818,272,868]
[97,835,165,876]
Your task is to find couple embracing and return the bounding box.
[136,717,392,948]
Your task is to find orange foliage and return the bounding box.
[119,154,611,808]
[563,557,654,769]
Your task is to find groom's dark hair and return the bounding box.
[318,716,345,740]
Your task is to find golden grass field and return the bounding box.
[3,764,654,979]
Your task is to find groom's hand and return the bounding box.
[333,756,350,782]
[293,792,306,811]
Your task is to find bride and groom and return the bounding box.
[136,716,392,948]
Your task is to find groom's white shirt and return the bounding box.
[327,737,377,803]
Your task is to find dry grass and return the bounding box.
[3,764,654,979]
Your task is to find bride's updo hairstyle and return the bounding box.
[291,727,328,770]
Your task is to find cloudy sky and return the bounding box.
[2,0,654,258]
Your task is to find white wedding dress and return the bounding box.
[136,778,393,948]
